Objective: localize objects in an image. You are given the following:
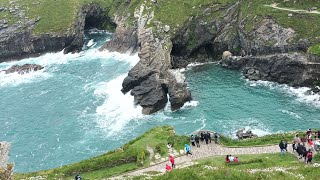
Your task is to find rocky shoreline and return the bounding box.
[1,1,320,113]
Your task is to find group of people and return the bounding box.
[190,132,219,148]
[279,128,320,164]
[225,155,239,163]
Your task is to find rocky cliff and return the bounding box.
[0,1,111,62]
[1,0,320,113]
[102,4,191,114]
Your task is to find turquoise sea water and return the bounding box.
[1,32,320,172]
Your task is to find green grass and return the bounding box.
[15,126,188,180]
[219,131,318,147]
[308,44,320,56]
[240,0,320,43]
[0,0,115,34]
[143,153,320,180]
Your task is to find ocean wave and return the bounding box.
[247,79,320,107]
[94,74,144,137]
[0,69,52,88]
[280,109,302,119]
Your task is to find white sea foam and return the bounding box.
[0,70,51,87]
[247,80,320,107]
[181,101,199,109]
[94,74,144,137]
[86,39,96,47]
[280,109,302,119]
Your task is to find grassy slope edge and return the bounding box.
[14,126,188,180]
[15,126,320,179]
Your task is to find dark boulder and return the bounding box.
[236,129,258,140]
[4,64,44,74]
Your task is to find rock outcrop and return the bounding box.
[0,142,14,180]
[106,4,191,114]
[236,129,258,140]
[3,64,44,74]
[221,53,320,87]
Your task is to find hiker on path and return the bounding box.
[207,132,211,143]
[169,155,175,168]
[279,140,286,155]
[166,164,172,172]
[190,135,196,146]
[167,143,172,153]
[307,129,312,140]
[284,140,288,151]
[185,144,192,156]
[214,132,219,144]
[195,135,200,147]
[204,133,209,144]
[306,150,313,164]
[200,132,204,142]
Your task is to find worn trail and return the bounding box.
[109,142,280,179]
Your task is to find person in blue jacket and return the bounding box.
[185,144,192,156]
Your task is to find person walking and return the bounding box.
[214,132,219,144]
[207,132,211,143]
[190,135,196,146]
[169,155,175,168]
[204,133,209,144]
[306,150,313,164]
[284,140,288,152]
[200,132,204,142]
[279,140,285,155]
[185,144,192,156]
[195,135,200,147]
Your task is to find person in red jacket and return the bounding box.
[166,164,172,172]
[306,150,313,164]
[225,155,230,163]
[169,155,175,168]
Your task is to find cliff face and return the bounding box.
[0,2,111,62]
[102,1,320,113]
[102,4,191,114]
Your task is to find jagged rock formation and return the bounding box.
[3,64,44,74]
[221,53,320,87]
[104,4,191,114]
[236,129,257,140]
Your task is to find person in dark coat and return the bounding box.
[204,133,209,144]
[279,140,285,155]
[195,135,200,147]
[200,132,204,142]
[207,132,211,143]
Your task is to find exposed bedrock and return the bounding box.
[3,64,44,74]
[105,4,191,114]
[221,53,320,87]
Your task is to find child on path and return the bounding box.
[169,155,175,168]
[185,144,192,155]
[166,164,172,172]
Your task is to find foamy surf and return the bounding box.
[247,79,320,107]
[0,69,51,88]
[94,74,143,137]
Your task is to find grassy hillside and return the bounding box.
[137,153,320,180]
[0,0,115,34]
[0,0,319,44]
[14,126,319,179]
[14,126,188,180]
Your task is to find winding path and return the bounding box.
[109,142,280,179]
[265,4,320,15]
